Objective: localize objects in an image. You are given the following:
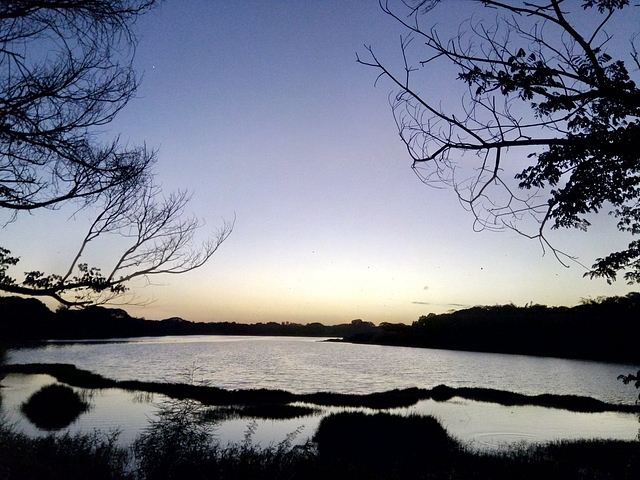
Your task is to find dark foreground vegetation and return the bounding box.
[1,408,640,480]
[3,293,640,363]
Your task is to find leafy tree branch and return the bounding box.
[361,0,640,281]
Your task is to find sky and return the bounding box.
[3,0,639,324]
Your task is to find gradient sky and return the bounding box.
[3,0,639,324]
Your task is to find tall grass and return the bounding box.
[130,391,318,480]
[461,439,640,480]
[0,421,130,480]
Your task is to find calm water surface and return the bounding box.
[3,335,640,448]
[6,335,639,403]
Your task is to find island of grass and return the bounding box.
[3,363,639,414]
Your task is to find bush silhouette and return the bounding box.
[314,412,454,475]
[21,384,90,430]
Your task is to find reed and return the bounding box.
[0,421,130,480]
[2,410,640,479]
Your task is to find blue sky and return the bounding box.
[3,0,639,324]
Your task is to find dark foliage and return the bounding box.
[474,439,640,480]
[346,292,640,363]
[4,293,640,364]
[618,369,640,404]
[0,296,377,341]
[362,0,640,281]
[2,414,640,480]
[21,384,90,430]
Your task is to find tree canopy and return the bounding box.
[0,0,232,306]
[360,0,640,282]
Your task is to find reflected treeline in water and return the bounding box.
[21,384,91,430]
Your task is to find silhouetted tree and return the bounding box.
[618,370,640,402]
[360,0,640,282]
[0,1,232,306]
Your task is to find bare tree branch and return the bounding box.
[0,180,234,306]
[1,1,234,307]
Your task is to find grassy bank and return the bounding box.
[3,363,639,413]
[1,409,639,480]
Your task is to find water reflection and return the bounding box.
[398,399,640,449]
[2,374,637,450]
[4,335,640,450]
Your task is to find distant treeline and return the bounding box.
[343,293,640,364]
[0,296,377,341]
[2,294,640,364]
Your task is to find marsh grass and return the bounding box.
[203,403,320,421]
[6,363,639,413]
[456,439,640,479]
[2,408,640,479]
[310,412,640,479]
[131,398,317,480]
[0,421,130,480]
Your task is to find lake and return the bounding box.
[2,335,640,449]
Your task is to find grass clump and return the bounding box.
[314,412,456,478]
[21,383,90,430]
